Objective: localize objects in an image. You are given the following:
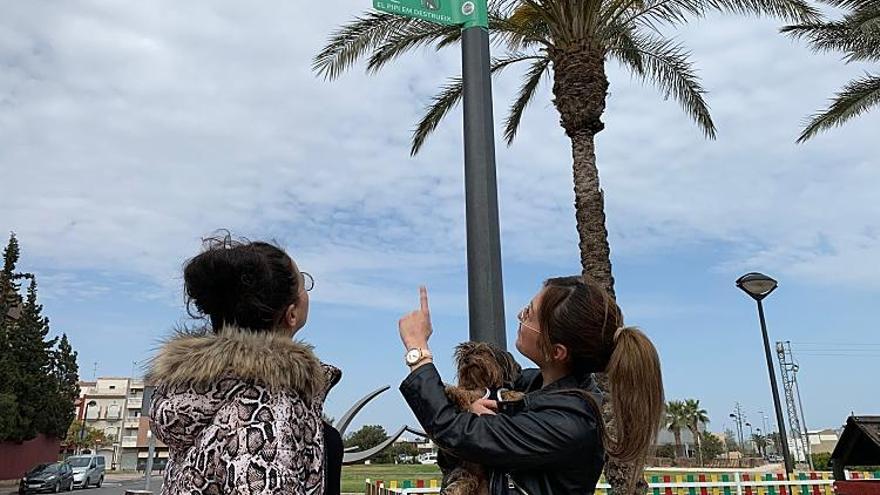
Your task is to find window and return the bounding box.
[97,457,105,466]
[107,404,121,419]
[109,385,116,390]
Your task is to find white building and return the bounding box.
[75,377,168,471]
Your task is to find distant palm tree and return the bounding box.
[752,433,768,457]
[665,400,689,459]
[783,0,880,142]
[683,399,710,466]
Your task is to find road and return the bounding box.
[5,477,163,495]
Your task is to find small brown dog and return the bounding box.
[441,342,525,495]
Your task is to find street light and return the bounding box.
[736,272,794,475]
[78,399,98,454]
[745,422,754,453]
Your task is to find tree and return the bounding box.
[724,428,739,453]
[752,433,768,457]
[767,432,782,454]
[6,276,57,441]
[700,432,724,462]
[64,422,110,453]
[0,234,24,440]
[344,425,390,463]
[316,1,818,489]
[0,234,80,443]
[52,335,80,439]
[783,0,880,142]
[665,401,689,459]
[388,442,420,464]
[683,399,709,465]
[655,443,675,459]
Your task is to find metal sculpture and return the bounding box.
[337,386,430,464]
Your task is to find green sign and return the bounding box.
[373,0,488,29]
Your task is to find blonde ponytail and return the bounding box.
[604,326,665,469]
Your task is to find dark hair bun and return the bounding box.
[184,234,298,332]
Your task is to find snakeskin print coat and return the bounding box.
[148,327,341,495]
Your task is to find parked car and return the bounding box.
[65,455,105,489]
[18,462,74,494]
[418,452,438,465]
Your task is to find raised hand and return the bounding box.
[398,286,433,350]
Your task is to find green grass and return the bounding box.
[342,464,441,493]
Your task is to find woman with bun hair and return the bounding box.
[148,235,341,495]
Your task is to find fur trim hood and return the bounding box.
[147,326,333,400]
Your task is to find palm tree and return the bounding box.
[315,1,818,491]
[314,0,817,298]
[683,399,710,466]
[752,433,768,457]
[783,0,880,142]
[665,400,689,459]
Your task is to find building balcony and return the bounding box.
[126,398,143,410]
[124,419,140,429]
[121,436,138,448]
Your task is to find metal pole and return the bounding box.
[461,22,505,348]
[78,401,91,455]
[793,367,815,470]
[756,300,794,475]
[142,386,155,491]
[144,433,155,491]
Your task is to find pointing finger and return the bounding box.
[420,286,430,314]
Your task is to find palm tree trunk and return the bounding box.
[692,426,704,466]
[674,430,683,459]
[552,45,637,492]
[551,44,615,296]
[570,130,615,296]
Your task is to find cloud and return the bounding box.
[0,1,877,312]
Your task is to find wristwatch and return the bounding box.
[405,347,433,366]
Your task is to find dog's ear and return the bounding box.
[453,341,470,368]
[492,347,521,383]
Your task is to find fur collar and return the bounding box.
[147,326,325,399]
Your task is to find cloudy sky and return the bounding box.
[1,0,877,438]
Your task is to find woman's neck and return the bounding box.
[539,363,572,389]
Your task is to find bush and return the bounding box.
[812,452,831,470]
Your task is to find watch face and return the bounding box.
[406,349,421,364]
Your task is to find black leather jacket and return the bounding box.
[400,364,605,495]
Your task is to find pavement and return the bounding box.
[2,475,163,495]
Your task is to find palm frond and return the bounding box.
[705,0,821,23]
[609,32,716,138]
[411,53,542,154]
[313,12,419,80]
[622,0,820,30]
[782,20,880,61]
[366,23,461,74]
[798,73,880,142]
[503,57,551,144]
[411,76,464,156]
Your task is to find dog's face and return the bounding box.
[454,341,522,390]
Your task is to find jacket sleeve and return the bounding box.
[400,364,598,470]
[212,392,320,495]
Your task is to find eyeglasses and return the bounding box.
[301,271,314,292]
[517,306,540,334]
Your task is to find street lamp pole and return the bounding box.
[78,399,97,455]
[737,272,794,476]
[461,7,506,348]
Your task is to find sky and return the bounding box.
[1,1,878,440]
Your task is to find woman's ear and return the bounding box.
[552,343,569,363]
[284,304,298,330]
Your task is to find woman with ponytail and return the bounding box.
[398,277,664,494]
